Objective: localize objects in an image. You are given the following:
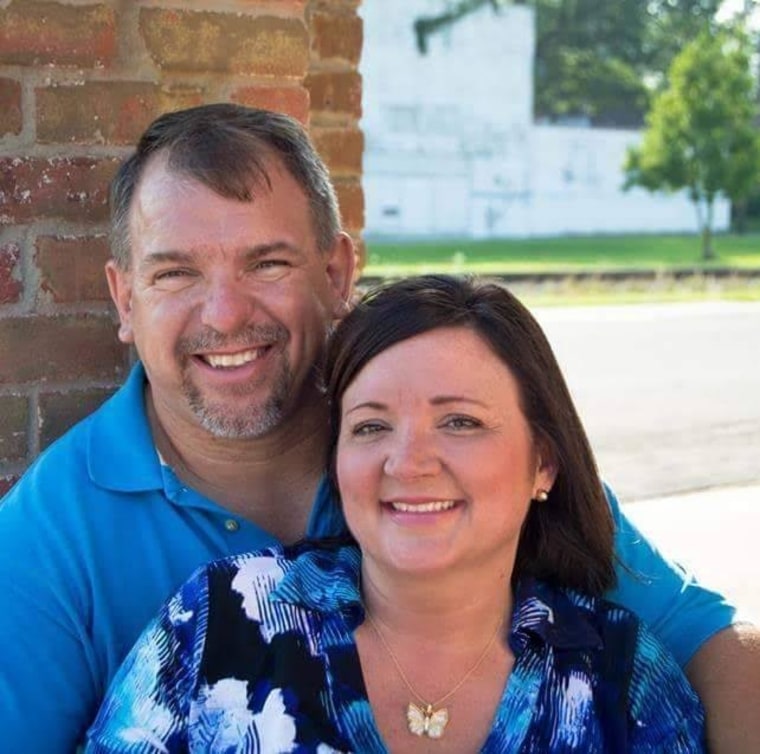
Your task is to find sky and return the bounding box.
[717,0,760,28]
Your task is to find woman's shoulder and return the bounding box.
[526,581,705,750]
[200,540,361,619]
[559,585,705,750]
[515,578,643,654]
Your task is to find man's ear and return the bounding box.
[325,232,357,320]
[105,259,135,344]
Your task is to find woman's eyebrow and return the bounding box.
[344,401,387,416]
[430,395,488,408]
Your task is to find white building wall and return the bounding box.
[361,0,535,238]
[526,127,731,235]
[360,0,730,239]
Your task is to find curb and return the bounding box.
[358,267,760,287]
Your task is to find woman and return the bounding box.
[86,275,704,752]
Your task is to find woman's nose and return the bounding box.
[383,431,441,479]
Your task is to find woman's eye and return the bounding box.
[351,422,387,437]
[443,415,482,430]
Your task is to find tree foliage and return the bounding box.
[624,28,760,259]
[414,0,735,126]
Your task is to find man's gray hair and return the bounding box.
[109,103,342,268]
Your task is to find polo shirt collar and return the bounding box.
[510,579,604,652]
[87,362,163,492]
[274,547,603,652]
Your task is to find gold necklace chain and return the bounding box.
[363,607,504,739]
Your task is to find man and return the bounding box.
[0,104,757,753]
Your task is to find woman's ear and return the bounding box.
[534,439,559,495]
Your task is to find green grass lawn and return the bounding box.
[362,233,760,277]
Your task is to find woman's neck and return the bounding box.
[360,558,514,647]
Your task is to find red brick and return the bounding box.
[0,78,22,136]
[231,85,310,124]
[0,243,22,304]
[242,0,308,10]
[312,127,363,177]
[352,235,366,272]
[0,315,126,385]
[334,177,364,232]
[0,157,119,225]
[0,1,116,67]
[140,9,309,76]
[310,9,362,63]
[309,0,361,7]
[36,82,203,146]
[39,387,115,449]
[0,475,19,497]
[35,235,110,303]
[0,394,28,462]
[305,70,362,117]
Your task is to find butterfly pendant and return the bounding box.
[406,703,450,738]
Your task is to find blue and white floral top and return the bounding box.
[86,543,705,753]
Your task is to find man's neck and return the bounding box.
[146,386,329,544]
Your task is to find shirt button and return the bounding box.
[224,519,240,533]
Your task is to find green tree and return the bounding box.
[532,0,649,125]
[414,0,729,126]
[624,28,760,260]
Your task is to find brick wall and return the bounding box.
[0,0,364,493]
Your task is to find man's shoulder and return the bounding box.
[2,405,101,503]
[1,364,156,506]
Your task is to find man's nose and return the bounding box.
[200,277,254,334]
[383,430,441,479]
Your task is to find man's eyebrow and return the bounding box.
[242,241,303,259]
[138,242,303,270]
[139,250,195,270]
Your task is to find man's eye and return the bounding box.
[152,269,198,287]
[253,260,290,279]
[155,269,190,280]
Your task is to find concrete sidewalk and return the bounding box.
[623,484,760,622]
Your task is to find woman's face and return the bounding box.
[336,326,556,580]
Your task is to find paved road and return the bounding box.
[532,301,760,501]
[623,484,760,621]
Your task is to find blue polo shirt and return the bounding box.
[0,363,735,753]
[0,363,345,754]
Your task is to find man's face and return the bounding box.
[106,154,354,439]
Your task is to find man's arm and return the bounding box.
[686,623,760,753]
[605,482,737,667]
[0,482,100,753]
[603,483,760,752]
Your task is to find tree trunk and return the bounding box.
[733,199,747,235]
[701,200,715,261]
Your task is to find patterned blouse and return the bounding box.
[86,544,705,753]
